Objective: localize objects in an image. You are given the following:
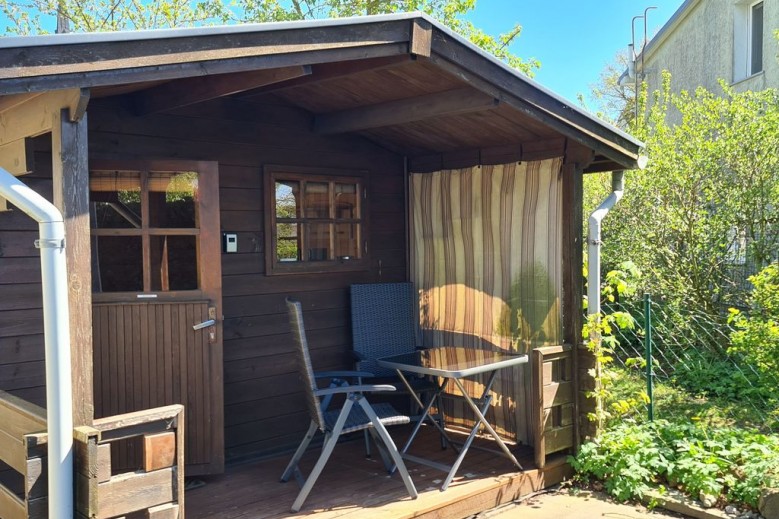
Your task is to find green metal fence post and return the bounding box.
[644,293,654,421]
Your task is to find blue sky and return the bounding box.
[466,0,685,104]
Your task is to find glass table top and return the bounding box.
[376,346,528,378]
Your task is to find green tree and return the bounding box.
[581,48,636,129]
[0,0,539,76]
[594,72,779,312]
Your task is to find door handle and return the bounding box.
[193,319,216,331]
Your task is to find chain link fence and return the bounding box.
[604,295,779,432]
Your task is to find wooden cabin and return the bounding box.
[0,13,643,518]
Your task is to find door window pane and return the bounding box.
[150,235,198,291]
[90,171,141,229]
[148,171,198,228]
[93,236,143,292]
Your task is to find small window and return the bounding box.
[265,166,367,274]
[734,1,764,81]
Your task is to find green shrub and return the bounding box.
[570,420,779,508]
[729,262,779,377]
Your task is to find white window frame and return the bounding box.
[733,0,764,82]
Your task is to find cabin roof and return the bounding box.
[0,12,643,172]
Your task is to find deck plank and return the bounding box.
[186,425,568,518]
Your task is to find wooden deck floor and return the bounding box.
[186,425,572,519]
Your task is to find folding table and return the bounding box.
[377,346,529,490]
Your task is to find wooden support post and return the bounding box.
[51,108,94,427]
[532,349,545,469]
[561,143,591,445]
[74,426,101,518]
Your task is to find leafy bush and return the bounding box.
[672,351,774,403]
[729,262,779,377]
[570,420,779,508]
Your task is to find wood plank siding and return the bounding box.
[0,137,52,408]
[86,95,408,460]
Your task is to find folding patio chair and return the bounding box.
[280,298,418,513]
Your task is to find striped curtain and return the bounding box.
[410,158,564,444]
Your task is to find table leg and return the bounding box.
[441,391,493,490]
[452,376,524,471]
[394,370,453,447]
[390,370,455,476]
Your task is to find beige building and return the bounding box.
[635,0,778,97]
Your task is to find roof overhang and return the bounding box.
[0,13,644,172]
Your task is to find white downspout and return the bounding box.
[0,168,73,519]
[588,171,625,317]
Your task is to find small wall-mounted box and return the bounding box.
[223,233,238,253]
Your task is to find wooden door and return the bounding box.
[89,160,224,475]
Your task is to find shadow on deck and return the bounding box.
[186,425,573,519]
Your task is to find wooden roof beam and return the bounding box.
[133,65,312,116]
[314,88,499,135]
[0,92,43,113]
[0,138,33,211]
[0,139,33,176]
[0,88,89,146]
[236,55,414,98]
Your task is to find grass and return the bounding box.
[604,366,778,432]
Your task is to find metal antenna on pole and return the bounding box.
[630,6,657,125]
[631,15,645,124]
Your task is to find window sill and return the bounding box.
[731,70,764,87]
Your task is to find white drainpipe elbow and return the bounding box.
[588,171,625,318]
[0,169,73,519]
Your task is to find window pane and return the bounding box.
[306,223,331,261]
[335,183,359,219]
[276,181,299,219]
[149,235,198,291]
[92,236,143,292]
[90,171,141,229]
[304,182,329,218]
[335,223,360,259]
[277,223,300,262]
[751,2,763,75]
[148,171,198,228]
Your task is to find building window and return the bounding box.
[734,1,764,81]
[265,166,367,274]
[749,1,763,76]
[726,226,748,265]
